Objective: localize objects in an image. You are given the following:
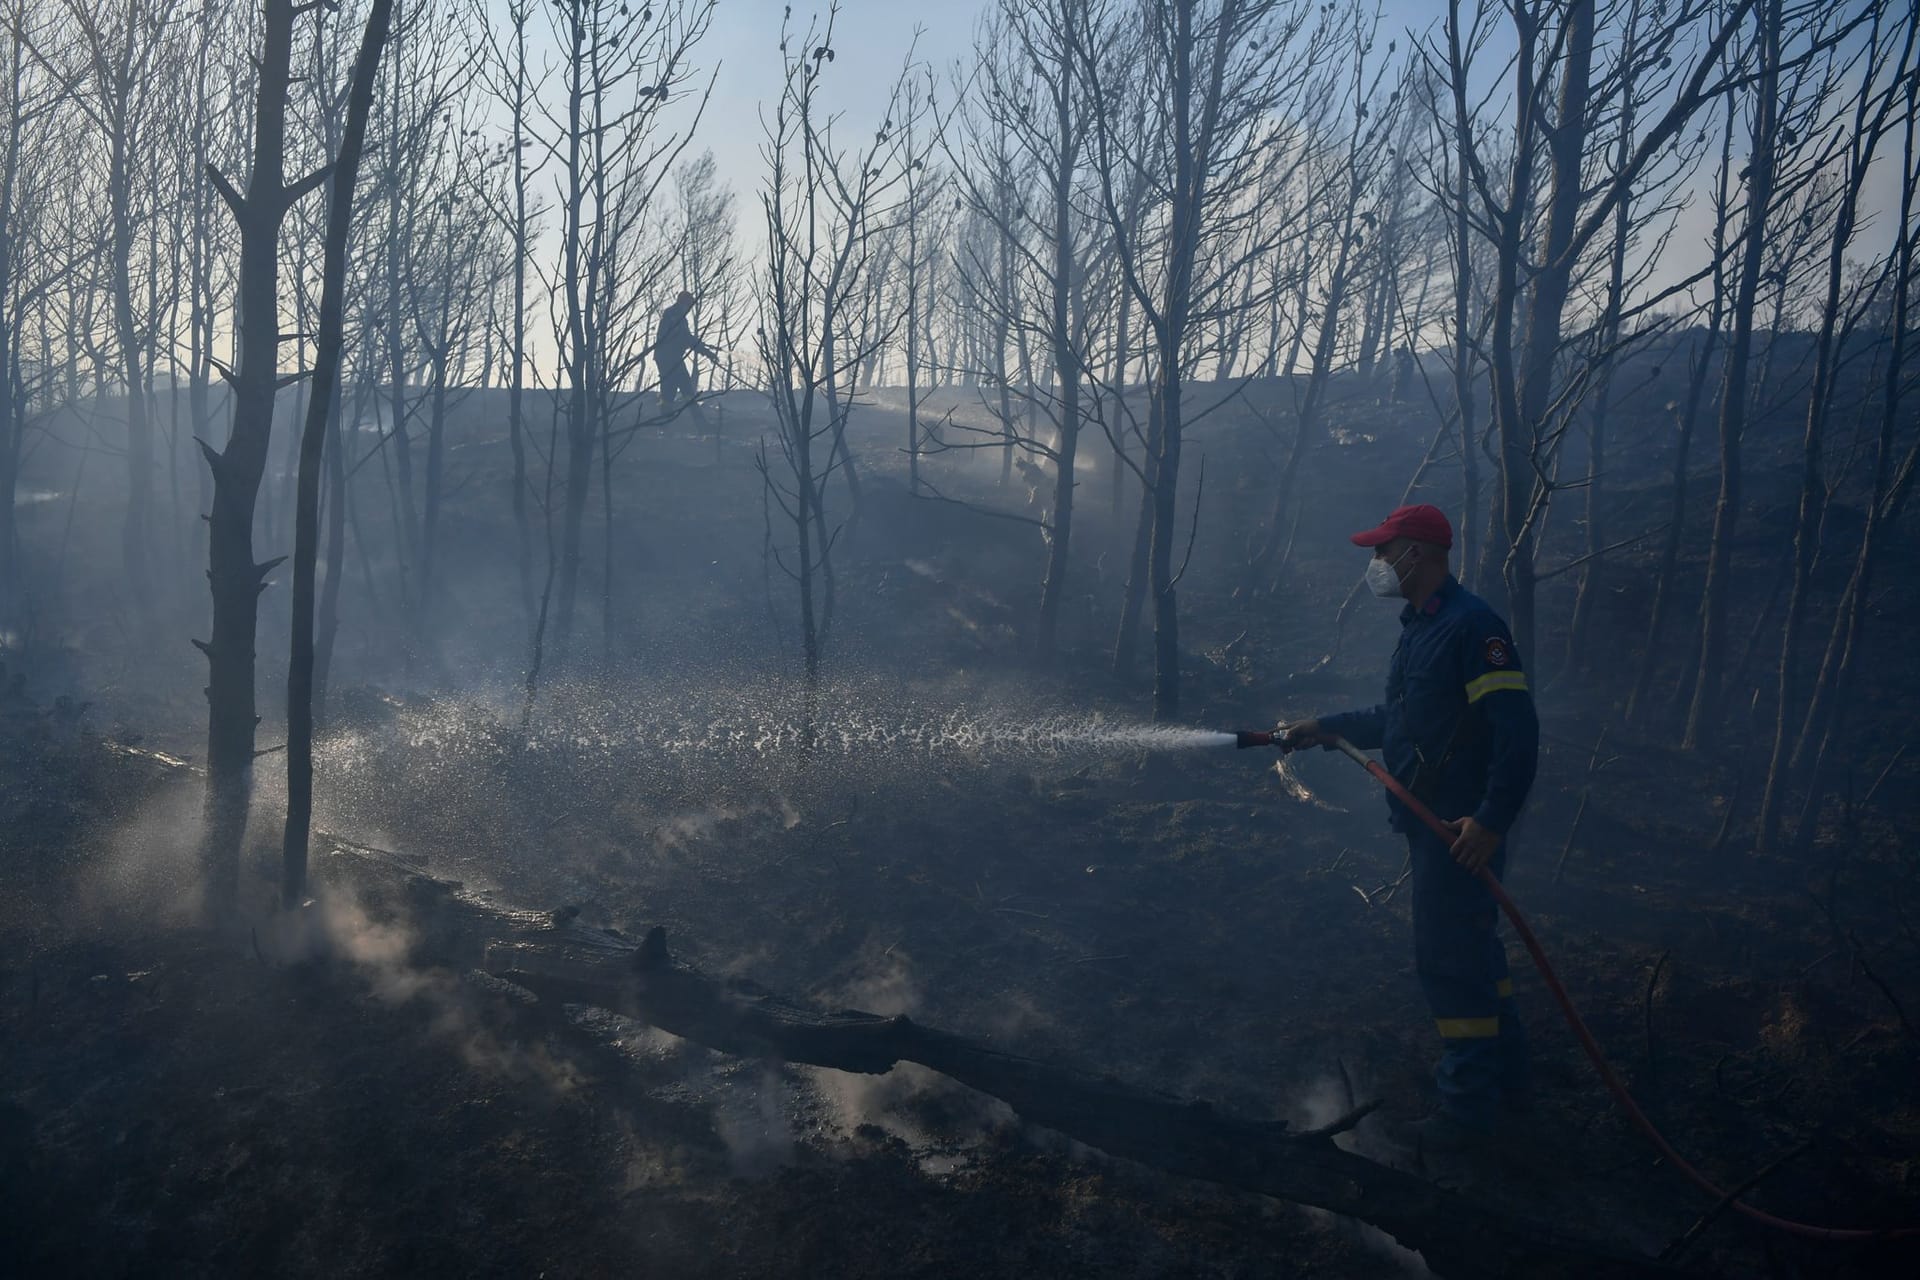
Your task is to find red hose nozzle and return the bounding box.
[1234,730,1278,749]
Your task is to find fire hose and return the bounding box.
[1232,728,1917,1244]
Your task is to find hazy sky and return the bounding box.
[491,0,1436,205]
[481,0,1902,324]
[479,1,996,196]
[672,1,975,200]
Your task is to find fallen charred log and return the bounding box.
[320,839,1689,1280]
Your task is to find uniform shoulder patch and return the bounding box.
[1483,635,1512,668]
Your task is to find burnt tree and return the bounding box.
[199,0,335,916]
[283,0,393,909]
[1081,0,1327,717]
[314,837,1733,1280]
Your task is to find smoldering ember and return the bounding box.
[2,0,1918,1276]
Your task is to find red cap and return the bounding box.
[1350,503,1453,550]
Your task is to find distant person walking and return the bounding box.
[654,289,720,416]
[1282,504,1539,1153]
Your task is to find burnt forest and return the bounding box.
[2,1,1918,1277]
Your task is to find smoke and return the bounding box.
[297,884,428,1000]
[984,989,1053,1041]
[1292,1071,1360,1136]
[806,1061,1000,1156]
[800,945,1016,1165]
[710,1063,796,1177]
[71,757,569,1102]
[1291,1070,1430,1276]
[258,883,587,1096]
[652,805,743,853]
[75,777,208,926]
[834,942,921,1017]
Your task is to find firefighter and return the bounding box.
[1282,503,1538,1151]
[654,289,719,416]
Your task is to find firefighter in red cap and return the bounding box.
[1283,503,1539,1151]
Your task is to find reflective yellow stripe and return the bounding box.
[1496,978,1514,999]
[1435,1016,1500,1039]
[1465,671,1529,703]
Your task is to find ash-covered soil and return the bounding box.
[4,371,1918,1276]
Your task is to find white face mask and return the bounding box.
[1366,547,1414,599]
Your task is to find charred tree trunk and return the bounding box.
[822,322,862,516]
[1112,393,1159,680]
[1036,62,1082,662]
[200,0,325,917]
[313,378,352,718]
[1446,3,1478,587]
[1252,205,1356,586]
[419,250,453,613]
[1684,0,1779,751]
[312,840,1704,1280]
[1567,14,1639,670]
[1756,13,1913,851]
[1109,280,1130,519]
[507,5,535,633]
[283,0,392,909]
[1787,75,1919,840]
[1626,100,1739,728]
[1148,365,1184,722]
[553,10,592,669]
[797,431,821,686]
[1625,345,1712,725]
[1037,374,1081,661]
[0,337,18,623]
[0,29,19,622]
[555,393,594,668]
[1501,0,1594,659]
[1143,0,1208,724]
[104,79,153,611]
[0,344,12,624]
[995,174,1018,487]
[187,0,217,583]
[383,2,420,601]
[905,177,923,496]
[1475,14,1540,605]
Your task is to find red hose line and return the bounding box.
[1327,736,1917,1244]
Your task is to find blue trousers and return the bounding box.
[1407,826,1529,1126]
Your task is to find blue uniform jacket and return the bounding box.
[1320,576,1539,835]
